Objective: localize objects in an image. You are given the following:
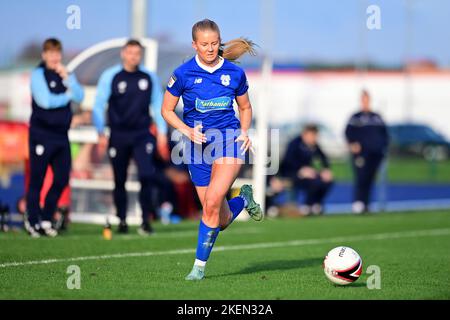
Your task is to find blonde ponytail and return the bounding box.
[220,38,257,62]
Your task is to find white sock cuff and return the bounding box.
[194,259,206,267]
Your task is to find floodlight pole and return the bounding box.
[131,0,147,39]
[403,0,413,122]
[253,0,274,213]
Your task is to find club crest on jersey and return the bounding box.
[146,142,154,154]
[109,147,117,158]
[220,74,231,86]
[138,78,149,91]
[35,144,45,156]
[168,75,177,88]
[118,81,127,94]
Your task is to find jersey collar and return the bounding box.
[195,55,224,73]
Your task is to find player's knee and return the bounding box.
[204,193,222,216]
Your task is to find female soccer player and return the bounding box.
[161,19,263,280]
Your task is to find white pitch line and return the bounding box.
[0,228,449,269]
[0,227,262,241]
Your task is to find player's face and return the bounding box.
[192,30,221,66]
[361,94,371,112]
[121,45,142,69]
[42,49,62,70]
[302,131,318,146]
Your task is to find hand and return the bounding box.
[157,133,170,162]
[235,132,255,155]
[320,169,333,182]
[55,63,69,80]
[70,114,83,128]
[298,167,317,179]
[184,124,206,145]
[97,133,108,154]
[349,142,361,154]
[269,177,285,193]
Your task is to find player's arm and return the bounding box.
[281,140,300,177]
[235,93,253,154]
[235,72,253,154]
[317,145,330,169]
[162,71,205,144]
[148,71,170,160]
[345,115,361,154]
[92,70,115,149]
[92,70,115,136]
[379,115,390,151]
[31,68,71,109]
[161,90,206,145]
[317,145,333,182]
[64,73,84,104]
[235,93,252,135]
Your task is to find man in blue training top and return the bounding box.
[26,38,84,238]
[281,124,334,215]
[345,90,389,213]
[92,39,168,235]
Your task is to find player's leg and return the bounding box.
[312,177,333,215]
[352,155,366,213]
[41,141,71,236]
[132,134,156,235]
[185,159,241,280]
[26,139,51,237]
[109,140,131,232]
[362,154,384,211]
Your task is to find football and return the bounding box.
[323,246,363,285]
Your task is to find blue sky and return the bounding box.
[0,0,449,67]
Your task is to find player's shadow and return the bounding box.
[210,257,323,278]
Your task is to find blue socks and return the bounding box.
[194,196,246,265]
[195,220,221,262]
[227,196,246,225]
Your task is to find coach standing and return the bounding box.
[92,39,168,235]
[27,38,84,237]
[345,90,389,213]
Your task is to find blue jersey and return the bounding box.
[166,55,249,131]
[30,62,84,141]
[92,64,167,139]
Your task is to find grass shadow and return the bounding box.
[210,257,324,279]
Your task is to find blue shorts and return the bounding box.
[183,129,246,187]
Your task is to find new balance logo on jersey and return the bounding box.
[194,78,203,84]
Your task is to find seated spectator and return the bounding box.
[280,124,334,215]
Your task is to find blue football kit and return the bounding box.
[167,55,249,186]
[167,55,254,274]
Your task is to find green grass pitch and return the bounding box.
[0,210,449,300]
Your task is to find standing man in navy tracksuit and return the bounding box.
[93,39,168,235]
[27,38,84,237]
[281,124,334,215]
[345,90,389,213]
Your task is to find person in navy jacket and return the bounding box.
[281,124,334,215]
[26,38,84,238]
[345,90,389,213]
[92,39,168,235]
